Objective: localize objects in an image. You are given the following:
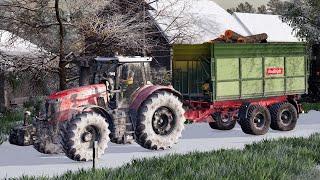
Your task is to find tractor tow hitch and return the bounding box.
[9,111,36,146]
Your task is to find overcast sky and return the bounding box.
[212,0,270,9]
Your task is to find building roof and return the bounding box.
[0,30,43,57]
[233,12,300,42]
[148,0,249,44]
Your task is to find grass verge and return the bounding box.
[302,102,320,113]
[0,112,23,145]
[19,134,320,180]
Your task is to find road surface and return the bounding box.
[1,111,320,178]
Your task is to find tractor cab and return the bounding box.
[93,56,152,85]
[92,56,152,108]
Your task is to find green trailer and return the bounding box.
[173,43,308,135]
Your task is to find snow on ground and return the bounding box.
[233,12,301,42]
[0,111,320,178]
[149,0,248,44]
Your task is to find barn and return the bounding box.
[148,1,300,70]
[148,0,249,68]
[233,12,300,42]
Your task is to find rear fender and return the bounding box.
[129,85,182,129]
[129,85,182,112]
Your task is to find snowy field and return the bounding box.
[1,111,320,178]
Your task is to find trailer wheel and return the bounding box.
[269,103,298,131]
[240,105,271,135]
[60,112,110,161]
[33,121,62,154]
[209,113,236,130]
[136,91,185,150]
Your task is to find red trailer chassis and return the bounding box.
[184,95,302,123]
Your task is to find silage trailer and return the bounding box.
[173,43,308,135]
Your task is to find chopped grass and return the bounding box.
[18,134,320,180]
[0,112,23,145]
[302,102,320,113]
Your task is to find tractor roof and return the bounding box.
[95,56,152,63]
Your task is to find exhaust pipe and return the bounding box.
[23,111,31,126]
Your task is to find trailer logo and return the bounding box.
[266,67,284,75]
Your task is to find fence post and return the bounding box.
[93,141,98,170]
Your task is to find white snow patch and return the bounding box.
[233,12,301,42]
[0,30,43,57]
[149,0,249,44]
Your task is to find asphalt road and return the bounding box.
[1,111,320,178]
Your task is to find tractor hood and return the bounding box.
[46,84,108,122]
[49,84,107,100]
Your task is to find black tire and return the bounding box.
[135,91,185,150]
[60,112,110,161]
[33,121,62,154]
[9,124,35,146]
[209,113,236,130]
[239,105,271,135]
[109,110,132,144]
[269,103,298,131]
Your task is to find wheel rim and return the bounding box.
[253,113,265,129]
[81,125,100,148]
[222,118,229,123]
[280,110,292,125]
[152,107,176,136]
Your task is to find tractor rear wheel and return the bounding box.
[135,91,185,150]
[269,103,298,131]
[239,105,271,135]
[209,113,237,130]
[60,112,110,161]
[33,121,62,154]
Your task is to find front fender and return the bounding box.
[79,105,114,124]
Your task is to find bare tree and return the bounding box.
[227,2,256,14]
[267,0,288,15]
[257,5,268,14]
[0,0,196,90]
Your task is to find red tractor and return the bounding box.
[9,56,186,161]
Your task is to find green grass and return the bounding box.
[18,134,320,180]
[0,112,23,145]
[302,102,320,113]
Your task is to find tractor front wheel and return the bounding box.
[135,91,185,150]
[60,112,110,161]
[33,121,62,154]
